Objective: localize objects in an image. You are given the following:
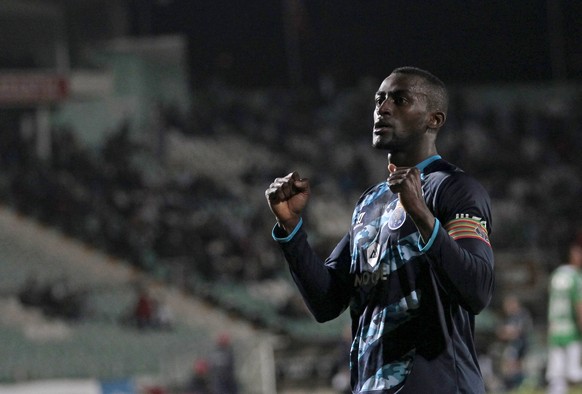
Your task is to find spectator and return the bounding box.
[188,358,211,394]
[133,286,155,329]
[495,294,533,390]
[209,333,238,394]
[18,272,43,307]
[154,296,175,330]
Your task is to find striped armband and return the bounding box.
[445,216,491,246]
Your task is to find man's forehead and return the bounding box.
[377,73,425,94]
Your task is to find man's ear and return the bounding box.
[428,111,446,129]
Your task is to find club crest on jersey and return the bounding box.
[385,199,406,230]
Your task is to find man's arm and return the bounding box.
[424,228,494,314]
[424,174,494,314]
[266,172,352,322]
[274,224,352,322]
[388,166,494,314]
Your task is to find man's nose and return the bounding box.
[377,100,392,115]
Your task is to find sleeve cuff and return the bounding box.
[272,217,303,243]
[418,218,440,252]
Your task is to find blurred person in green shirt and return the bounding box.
[547,234,582,394]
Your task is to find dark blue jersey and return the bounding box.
[273,157,494,393]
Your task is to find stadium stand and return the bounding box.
[0,206,267,391]
[1,78,582,391]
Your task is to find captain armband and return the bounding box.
[445,215,490,246]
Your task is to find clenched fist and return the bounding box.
[387,163,435,241]
[265,172,310,234]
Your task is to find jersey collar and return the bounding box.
[416,155,441,181]
[416,155,441,172]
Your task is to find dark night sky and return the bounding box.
[141,0,582,88]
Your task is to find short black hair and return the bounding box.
[391,66,448,114]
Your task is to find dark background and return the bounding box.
[131,0,582,88]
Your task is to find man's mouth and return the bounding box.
[373,122,393,133]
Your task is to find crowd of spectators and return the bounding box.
[17,272,86,321]
[1,77,582,331]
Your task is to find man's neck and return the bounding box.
[388,150,439,168]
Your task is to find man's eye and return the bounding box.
[394,96,407,105]
[375,97,384,106]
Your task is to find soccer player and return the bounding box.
[265,66,494,393]
[546,235,582,394]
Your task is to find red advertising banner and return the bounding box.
[0,73,69,105]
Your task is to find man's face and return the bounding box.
[372,73,432,152]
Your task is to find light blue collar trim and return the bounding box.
[416,155,441,172]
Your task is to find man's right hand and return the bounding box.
[265,171,310,234]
